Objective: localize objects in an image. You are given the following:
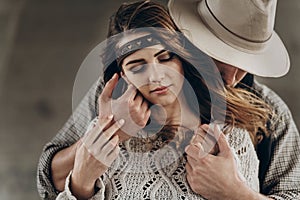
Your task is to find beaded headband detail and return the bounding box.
[117,34,162,66]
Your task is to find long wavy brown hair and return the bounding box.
[101,0,272,147]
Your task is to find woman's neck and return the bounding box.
[151,91,200,130]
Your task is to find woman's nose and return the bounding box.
[148,64,164,83]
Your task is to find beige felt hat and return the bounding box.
[168,0,290,77]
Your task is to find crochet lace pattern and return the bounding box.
[99,127,260,200]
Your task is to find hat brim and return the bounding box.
[168,0,290,77]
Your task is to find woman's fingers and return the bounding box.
[128,93,150,127]
[143,109,151,122]
[100,73,119,103]
[141,99,150,113]
[122,84,137,102]
[212,125,231,155]
[192,124,219,155]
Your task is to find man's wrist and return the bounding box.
[51,141,79,191]
[232,183,272,200]
[70,171,96,200]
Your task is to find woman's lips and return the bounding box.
[150,86,170,95]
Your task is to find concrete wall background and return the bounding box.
[0,0,298,199]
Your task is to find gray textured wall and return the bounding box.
[0,0,298,199]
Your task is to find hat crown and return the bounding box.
[168,0,290,77]
[205,0,277,42]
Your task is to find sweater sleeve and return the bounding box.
[254,81,300,199]
[56,171,106,200]
[37,80,103,200]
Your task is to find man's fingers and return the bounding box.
[185,144,206,159]
[100,73,119,102]
[185,162,194,174]
[186,155,198,167]
[93,119,125,148]
[94,143,120,167]
[83,115,114,146]
[101,135,119,155]
[106,145,120,163]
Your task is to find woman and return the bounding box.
[37,1,271,199]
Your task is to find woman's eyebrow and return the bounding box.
[154,49,167,57]
[125,59,144,66]
[125,49,167,66]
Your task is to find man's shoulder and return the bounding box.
[252,80,296,138]
[252,80,289,113]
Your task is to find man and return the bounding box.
[37,0,300,199]
[168,0,300,199]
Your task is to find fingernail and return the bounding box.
[215,124,221,132]
[113,73,118,79]
[109,74,116,82]
[118,119,125,125]
[185,145,190,152]
[112,135,119,142]
[115,135,119,143]
[108,114,114,119]
[191,134,197,141]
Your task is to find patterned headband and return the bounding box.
[116,34,162,66]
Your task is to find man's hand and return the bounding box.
[185,124,271,200]
[71,115,124,199]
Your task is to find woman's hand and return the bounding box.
[98,73,151,140]
[190,124,219,155]
[70,115,124,199]
[50,73,149,193]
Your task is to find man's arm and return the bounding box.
[50,140,80,191]
[260,101,300,199]
[37,80,101,199]
[255,81,300,199]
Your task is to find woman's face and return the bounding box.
[122,44,184,106]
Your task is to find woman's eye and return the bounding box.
[129,64,146,73]
[159,52,175,62]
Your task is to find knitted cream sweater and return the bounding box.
[57,127,259,200]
